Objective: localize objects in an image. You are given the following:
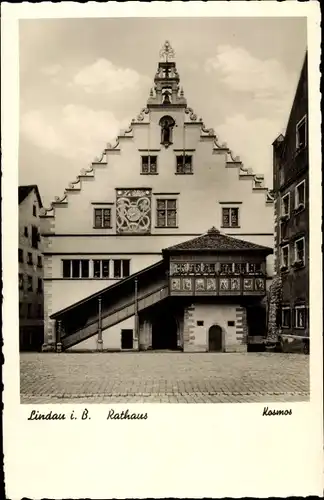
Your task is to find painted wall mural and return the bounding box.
[169,275,265,295]
[116,189,152,234]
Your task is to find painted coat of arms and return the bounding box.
[116,189,151,234]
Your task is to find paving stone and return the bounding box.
[20,352,309,404]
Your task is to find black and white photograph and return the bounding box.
[2,3,322,498]
[17,15,312,405]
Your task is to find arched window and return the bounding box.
[159,115,175,148]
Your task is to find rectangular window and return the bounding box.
[281,193,290,217]
[294,237,305,266]
[197,320,204,326]
[93,259,110,278]
[19,273,24,290]
[222,207,239,228]
[176,155,193,174]
[37,256,42,268]
[94,208,112,228]
[33,205,37,217]
[27,252,33,265]
[31,225,39,249]
[295,180,305,209]
[19,248,23,263]
[27,275,33,291]
[113,259,130,278]
[24,226,28,237]
[296,115,307,150]
[282,307,291,328]
[37,278,43,293]
[156,199,177,228]
[62,260,71,278]
[228,321,235,327]
[141,156,158,174]
[295,306,306,329]
[281,245,289,269]
[27,303,32,318]
[62,259,90,278]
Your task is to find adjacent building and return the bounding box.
[19,185,44,350]
[272,52,309,353]
[40,41,274,353]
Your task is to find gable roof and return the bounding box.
[162,227,273,254]
[18,185,43,208]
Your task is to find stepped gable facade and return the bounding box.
[40,41,274,352]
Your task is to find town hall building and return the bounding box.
[40,41,274,353]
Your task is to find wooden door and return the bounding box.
[208,325,223,352]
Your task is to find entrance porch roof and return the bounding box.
[162,227,273,255]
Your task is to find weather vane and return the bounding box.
[159,41,175,62]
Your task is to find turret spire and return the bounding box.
[159,40,175,63]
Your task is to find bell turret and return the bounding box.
[147,41,187,108]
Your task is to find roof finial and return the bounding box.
[159,41,175,63]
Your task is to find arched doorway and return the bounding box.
[208,325,223,352]
[152,313,178,350]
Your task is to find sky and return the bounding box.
[19,17,307,207]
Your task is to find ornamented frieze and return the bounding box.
[169,275,265,296]
[116,189,152,234]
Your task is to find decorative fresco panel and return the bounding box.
[244,278,253,290]
[116,189,151,234]
[255,278,265,290]
[171,278,181,291]
[220,278,229,291]
[206,278,217,291]
[195,278,205,291]
[231,278,240,291]
[182,278,192,291]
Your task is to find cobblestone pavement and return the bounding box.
[20,352,309,404]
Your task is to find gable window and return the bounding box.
[141,156,158,174]
[156,199,177,227]
[295,305,306,329]
[222,207,239,228]
[94,208,112,229]
[113,259,130,279]
[294,237,305,267]
[295,180,305,210]
[282,307,291,328]
[27,252,33,265]
[176,155,193,174]
[281,193,290,217]
[62,259,90,278]
[27,275,33,291]
[19,248,23,263]
[296,115,307,150]
[281,245,289,270]
[33,205,37,217]
[93,259,110,278]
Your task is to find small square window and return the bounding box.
[141,156,158,174]
[94,208,111,228]
[197,320,204,326]
[228,321,235,327]
[156,199,177,228]
[281,193,290,217]
[294,238,305,267]
[222,207,239,228]
[176,155,193,174]
[281,245,289,270]
[295,181,305,209]
[295,306,306,329]
[282,307,291,328]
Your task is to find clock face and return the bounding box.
[127,206,141,222]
